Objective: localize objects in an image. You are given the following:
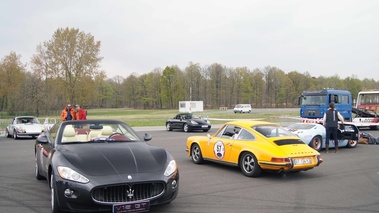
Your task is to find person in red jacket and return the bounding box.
[61,104,76,121]
[75,104,87,120]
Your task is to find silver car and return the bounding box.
[5,116,43,139]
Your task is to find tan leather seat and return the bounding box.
[97,126,113,138]
[62,125,78,142]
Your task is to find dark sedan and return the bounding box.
[166,113,211,132]
[35,120,179,213]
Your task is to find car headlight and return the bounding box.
[191,120,198,125]
[57,166,89,183]
[164,160,177,177]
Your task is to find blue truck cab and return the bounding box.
[298,89,352,121]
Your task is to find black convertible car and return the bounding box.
[35,120,179,213]
[166,113,211,132]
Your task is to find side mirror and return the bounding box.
[144,133,152,141]
[297,95,304,105]
[36,133,49,144]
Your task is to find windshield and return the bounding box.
[58,120,141,144]
[301,95,326,106]
[286,123,316,130]
[17,117,40,124]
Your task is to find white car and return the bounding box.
[5,116,43,139]
[233,104,252,113]
[285,122,360,151]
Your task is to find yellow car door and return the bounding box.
[202,124,238,162]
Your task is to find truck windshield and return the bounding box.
[301,95,326,106]
[356,92,379,113]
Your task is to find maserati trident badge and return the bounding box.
[126,188,134,199]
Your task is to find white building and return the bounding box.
[179,101,203,112]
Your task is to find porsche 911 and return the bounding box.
[186,120,323,177]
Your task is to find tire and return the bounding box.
[240,152,262,177]
[166,123,172,131]
[13,129,18,140]
[35,154,45,180]
[346,139,358,148]
[183,124,189,132]
[191,143,204,164]
[50,173,62,213]
[310,136,322,152]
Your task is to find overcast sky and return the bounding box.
[1,0,378,80]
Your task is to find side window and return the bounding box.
[341,95,349,104]
[216,125,228,138]
[216,125,236,138]
[236,129,255,140]
[330,94,338,103]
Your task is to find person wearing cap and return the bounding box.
[75,104,87,120]
[322,102,344,153]
[61,104,76,121]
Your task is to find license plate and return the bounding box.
[113,200,150,213]
[294,158,312,165]
[202,125,208,128]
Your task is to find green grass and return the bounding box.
[0,108,300,129]
[85,108,300,127]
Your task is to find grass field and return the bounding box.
[85,108,300,127]
[0,108,301,129]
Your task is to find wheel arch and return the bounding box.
[238,150,259,167]
[309,134,324,151]
[189,141,201,156]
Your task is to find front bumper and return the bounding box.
[188,124,211,131]
[16,131,41,137]
[53,171,179,212]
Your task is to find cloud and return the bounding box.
[1,0,378,80]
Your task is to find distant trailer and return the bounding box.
[179,101,203,112]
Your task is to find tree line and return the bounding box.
[1,27,378,117]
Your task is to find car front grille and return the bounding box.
[92,182,165,203]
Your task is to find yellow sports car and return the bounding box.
[186,120,323,177]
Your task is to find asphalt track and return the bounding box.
[0,118,379,212]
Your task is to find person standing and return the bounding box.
[322,102,344,153]
[75,104,87,120]
[61,104,76,121]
